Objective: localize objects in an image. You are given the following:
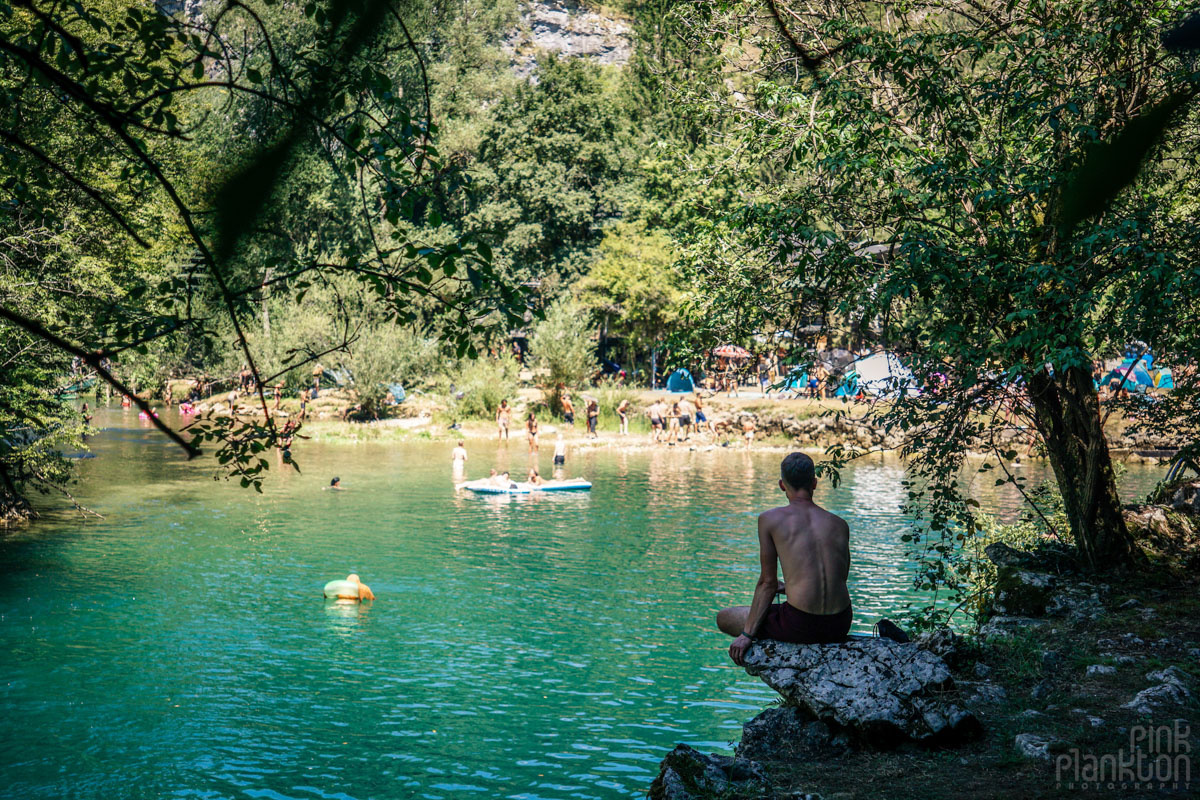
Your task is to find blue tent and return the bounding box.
[1154,368,1174,389]
[666,368,694,393]
[834,371,859,398]
[783,368,808,391]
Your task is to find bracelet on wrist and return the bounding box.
[741,630,756,640]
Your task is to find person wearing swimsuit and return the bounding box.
[526,412,539,453]
[497,399,512,440]
[718,453,853,662]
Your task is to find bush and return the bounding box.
[594,380,643,431]
[530,299,597,415]
[347,325,442,414]
[445,354,520,421]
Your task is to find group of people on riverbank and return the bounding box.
[494,392,759,450]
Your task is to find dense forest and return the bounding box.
[0,0,728,511]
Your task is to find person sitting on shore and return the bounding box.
[718,453,852,665]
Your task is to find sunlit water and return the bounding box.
[0,408,1162,799]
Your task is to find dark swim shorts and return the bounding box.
[564,412,575,424]
[759,603,852,644]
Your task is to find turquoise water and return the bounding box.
[0,409,1162,799]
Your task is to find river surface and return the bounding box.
[0,408,1163,799]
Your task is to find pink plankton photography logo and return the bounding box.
[1056,721,1191,791]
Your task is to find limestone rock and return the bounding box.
[1086,664,1117,677]
[1169,481,1200,515]
[978,615,1047,640]
[958,680,1008,706]
[1121,667,1193,716]
[991,567,1056,617]
[1014,733,1053,761]
[985,541,1032,567]
[915,627,963,667]
[505,0,632,80]
[741,638,981,747]
[648,744,768,800]
[737,706,846,762]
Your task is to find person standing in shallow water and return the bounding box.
[526,412,539,454]
[496,399,512,441]
[718,453,853,665]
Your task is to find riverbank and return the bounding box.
[172,386,1177,465]
[648,489,1200,799]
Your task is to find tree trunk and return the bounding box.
[650,347,658,390]
[1026,365,1136,570]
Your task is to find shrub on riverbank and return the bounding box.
[444,355,520,421]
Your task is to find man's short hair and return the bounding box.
[780,453,816,491]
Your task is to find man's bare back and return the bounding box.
[760,501,850,615]
[718,452,854,663]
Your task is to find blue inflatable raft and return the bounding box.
[463,479,592,494]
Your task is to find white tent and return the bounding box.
[852,352,918,397]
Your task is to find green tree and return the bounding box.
[576,221,683,382]
[530,298,597,414]
[0,0,525,506]
[669,0,1200,572]
[465,56,636,287]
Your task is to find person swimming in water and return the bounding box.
[323,573,375,602]
[326,477,344,490]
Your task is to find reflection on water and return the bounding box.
[0,408,1164,799]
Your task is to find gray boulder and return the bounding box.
[1121,667,1193,716]
[915,627,963,667]
[737,706,847,762]
[648,744,769,800]
[1014,732,1053,761]
[741,638,981,747]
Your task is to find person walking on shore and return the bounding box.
[678,396,694,441]
[526,411,539,453]
[667,401,682,445]
[617,398,630,435]
[586,399,599,439]
[648,399,664,443]
[693,393,714,438]
[496,399,512,441]
[561,390,576,430]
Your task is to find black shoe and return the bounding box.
[873,618,909,643]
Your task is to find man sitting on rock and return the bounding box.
[719,452,852,664]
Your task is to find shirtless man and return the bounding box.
[718,453,852,665]
[496,399,512,440]
[561,391,576,430]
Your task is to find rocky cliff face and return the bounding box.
[504,0,633,80]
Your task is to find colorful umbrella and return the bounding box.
[712,344,751,359]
